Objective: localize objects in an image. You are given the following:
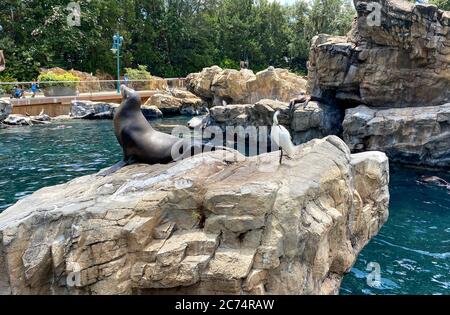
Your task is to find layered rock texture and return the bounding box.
[144,89,205,116]
[41,68,102,93]
[344,104,450,168]
[71,101,163,120]
[186,66,307,105]
[0,99,12,122]
[308,0,450,108]
[307,0,450,167]
[3,114,51,126]
[0,136,389,295]
[209,99,342,145]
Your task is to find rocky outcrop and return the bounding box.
[343,104,450,167]
[0,99,12,122]
[41,68,102,93]
[70,101,163,120]
[0,136,389,295]
[3,114,51,126]
[246,67,308,104]
[306,0,450,168]
[71,101,118,120]
[308,0,450,107]
[186,66,307,105]
[129,76,169,92]
[144,89,205,116]
[209,99,342,145]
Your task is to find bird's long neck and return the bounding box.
[273,113,279,126]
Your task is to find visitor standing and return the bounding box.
[31,80,38,98]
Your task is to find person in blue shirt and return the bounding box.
[31,80,38,98]
[12,86,23,98]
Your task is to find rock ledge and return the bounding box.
[0,136,389,295]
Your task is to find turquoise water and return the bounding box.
[0,118,189,212]
[0,119,449,294]
[340,166,450,295]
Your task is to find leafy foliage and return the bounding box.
[430,0,450,10]
[37,71,80,87]
[124,65,152,81]
[0,0,356,80]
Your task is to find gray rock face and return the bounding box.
[343,104,450,167]
[0,136,389,295]
[209,99,342,145]
[144,89,205,116]
[308,0,450,107]
[71,101,118,120]
[0,99,12,122]
[3,114,51,126]
[186,66,307,105]
[71,101,163,120]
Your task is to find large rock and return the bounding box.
[186,66,307,105]
[71,101,163,120]
[211,69,256,105]
[144,89,204,116]
[208,99,342,145]
[71,101,119,120]
[40,68,102,93]
[343,104,450,167]
[3,114,51,126]
[186,66,223,100]
[0,99,12,122]
[0,136,389,295]
[308,0,450,107]
[129,76,169,92]
[246,67,308,104]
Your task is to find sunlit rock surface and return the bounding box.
[71,101,118,119]
[307,0,450,168]
[209,99,342,145]
[0,136,389,295]
[186,66,307,105]
[343,104,450,168]
[71,101,163,119]
[0,100,12,122]
[308,0,449,107]
[144,89,205,116]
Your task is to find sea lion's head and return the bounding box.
[120,85,142,111]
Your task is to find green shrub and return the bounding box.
[37,71,80,88]
[219,58,240,70]
[0,74,17,94]
[124,65,152,81]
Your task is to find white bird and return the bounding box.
[187,108,210,129]
[271,110,295,164]
[222,99,228,106]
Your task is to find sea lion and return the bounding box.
[99,85,230,175]
[418,176,450,190]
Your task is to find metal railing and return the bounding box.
[0,78,186,99]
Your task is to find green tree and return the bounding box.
[288,0,355,73]
[0,0,358,80]
[430,0,450,10]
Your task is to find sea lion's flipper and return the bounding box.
[97,157,136,177]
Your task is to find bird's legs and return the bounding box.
[279,148,283,165]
